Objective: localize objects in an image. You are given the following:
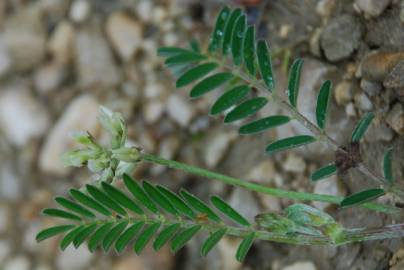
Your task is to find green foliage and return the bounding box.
[239,115,290,135]
[266,135,316,154]
[287,59,304,108]
[383,148,393,184]
[351,112,374,142]
[236,232,255,262]
[316,80,332,129]
[340,188,385,208]
[311,164,337,182]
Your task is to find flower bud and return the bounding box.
[111,147,141,163]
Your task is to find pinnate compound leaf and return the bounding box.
[73,223,97,248]
[36,225,75,242]
[86,185,127,216]
[101,182,144,215]
[351,112,374,142]
[190,72,233,98]
[180,189,221,223]
[265,135,316,154]
[42,208,82,221]
[156,185,195,219]
[88,222,114,252]
[153,223,180,251]
[257,40,274,90]
[224,97,268,123]
[243,26,256,76]
[287,59,304,108]
[239,115,290,135]
[171,225,202,253]
[134,222,161,254]
[316,80,332,129]
[311,163,337,182]
[70,189,112,216]
[210,196,250,226]
[236,232,255,262]
[176,62,218,88]
[102,221,128,252]
[200,228,227,256]
[55,197,95,219]
[231,15,246,65]
[60,225,86,251]
[222,8,242,55]
[383,148,393,184]
[115,221,144,253]
[208,7,231,52]
[123,174,159,214]
[142,181,178,216]
[210,85,251,115]
[340,188,385,208]
[164,52,207,66]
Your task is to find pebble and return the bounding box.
[384,61,404,89]
[354,93,373,111]
[3,256,30,270]
[320,15,361,62]
[390,247,404,270]
[361,51,404,82]
[0,206,7,233]
[354,0,390,18]
[312,175,346,210]
[282,261,317,270]
[69,0,91,23]
[34,62,66,94]
[386,103,404,135]
[105,12,142,62]
[0,37,11,77]
[309,28,322,57]
[282,153,306,173]
[0,240,10,265]
[228,188,260,222]
[345,102,357,118]
[39,95,100,175]
[48,21,75,65]
[316,0,336,17]
[0,86,50,146]
[136,0,153,22]
[360,79,381,96]
[365,122,393,142]
[203,132,236,168]
[143,100,164,124]
[143,82,166,99]
[334,81,353,105]
[56,245,93,270]
[166,94,195,127]
[0,162,21,201]
[246,160,276,184]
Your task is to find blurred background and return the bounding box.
[0,0,404,269]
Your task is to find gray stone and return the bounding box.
[69,0,91,23]
[354,93,373,111]
[0,162,21,201]
[316,0,336,17]
[282,261,317,270]
[34,62,66,94]
[360,79,381,96]
[282,153,306,173]
[4,256,30,270]
[143,100,164,124]
[166,94,195,127]
[203,131,236,168]
[312,175,346,210]
[365,122,393,142]
[0,240,10,265]
[320,15,361,62]
[361,51,404,82]
[56,245,93,270]
[0,37,11,77]
[384,61,404,88]
[246,160,276,184]
[228,188,260,222]
[386,103,404,135]
[354,0,390,18]
[48,21,75,65]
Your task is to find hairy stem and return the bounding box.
[140,153,399,215]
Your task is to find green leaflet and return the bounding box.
[243,26,256,76]
[86,185,127,216]
[266,135,316,154]
[239,115,290,135]
[236,232,255,262]
[70,189,112,216]
[156,185,195,219]
[60,225,86,250]
[157,47,190,57]
[101,182,144,215]
[103,221,128,252]
[257,40,274,90]
[383,148,393,184]
[115,221,144,253]
[311,163,337,182]
[176,62,218,88]
[42,208,82,221]
[36,225,75,242]
[134,222,161,254]
[351,112,374,142]
[88,222,114,252]
[285,204,336,227]
[73,223,97,248]
[210,85,251,115]
[171,225,202,253]
[316,80,332,129]
[142,181,178,216]
[190,72,233,98]
[231,15,246,65]
[208,7,231,52]
[180,189,221,223]
[224,97,268,123]
[55,197,95,219]
[340,188,385,208]
[164,52,207,66]
[123,174,159,214]
[200,228,227,256]
[287,59,304,108]
[210,196,250,226]
[189,38,201,53]
[222,8,242,55]
[153,223,180,251]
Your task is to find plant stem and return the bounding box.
[140,153,399,215]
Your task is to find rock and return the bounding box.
[69,0,91,23]
[361,52,404,82]
[360,79,381,96]
[282,261,317,270]
[112,246,173,270]
[354,93,373,111]
[34,62,66,94]
[3,5,46,71]
[390,247,404,270]
[384,61,404,88]
[166,94,195,127]
[228,188,260,222]
[56,245,93,270]
[203,132,236,168]
[0,205,7,233]
[0,240,10,265]
[354,0,390,18]
[75,26,120,88]
[365,122,393,142]
[105,12,142,62]
[136,0,153,22]
[143,100,164,124]
[0,86,50,146]
[39,95,100,175]
[48,21,75,65]
[386,103,404,135]
[282,153,306,173]
[143,82,166,99]
[334,81,353,105]
[4,256,30,270]
[0,161,21,201]
[320,15,361,62]
[312,175,346,210]
[0,37,11,77]
[217,238,242,270]
[345,102,357,118]
[316,0,336,17]
[246,160,276,184]
[309,28,322,57]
